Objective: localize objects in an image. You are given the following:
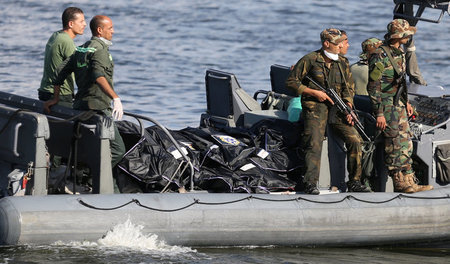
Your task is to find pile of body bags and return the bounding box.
[115,119,304,193]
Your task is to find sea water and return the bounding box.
[0,0,449,263]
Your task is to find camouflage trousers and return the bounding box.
[301,101,363,184]
[382,100,414,174]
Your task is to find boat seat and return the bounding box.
[270,64,297,97]
[202,69,287,128]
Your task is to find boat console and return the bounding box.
[407,85,450,187]
[409,95,450,135]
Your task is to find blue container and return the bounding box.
[287,96,302,122]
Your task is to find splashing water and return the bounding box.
[51,218,199,259]
[97,218,195,254]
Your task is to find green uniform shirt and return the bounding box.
[54,37,114,111]
[39,30,75,96]
[286,49,354,106]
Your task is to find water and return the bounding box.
[0,0,449,262]
[1,218,449,263]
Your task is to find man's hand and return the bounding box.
[406,102,414,117]
[346,113,354,126]
[313,90,334,105]
[112,97,123,120]
[43,99,58,113]
[345,102,355,125]
[376,115,386,131]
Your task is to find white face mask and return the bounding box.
[98,37,113,46]
[323,50,339,61]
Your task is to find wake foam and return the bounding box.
[53,218,197,256]
[97,218,195,254]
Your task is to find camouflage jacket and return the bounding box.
[286,49,354,106]
[367,44,406,117]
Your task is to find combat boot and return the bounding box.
[403,172,433,192]
[304,182,320,195]
[346,180,371,192]
[391,170,415,193]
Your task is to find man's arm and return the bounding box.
[44,55,75,113]
[405,39,427,85]
[367,53,386,130]
[43,85,60,113]
[286,58,333,104]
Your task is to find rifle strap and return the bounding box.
[380,45,407,106]
[380,45,402,76]
[337,61,348,89]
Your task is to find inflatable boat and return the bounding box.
[1,0,449,246]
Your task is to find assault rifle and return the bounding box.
[393,72,408,106]
[305,75,371,142]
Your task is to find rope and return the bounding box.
[77,193,450,212]
[78,198,138,210]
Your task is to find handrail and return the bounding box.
[123,111,195,192]
[13,123,22,157]
[393,0,449,24]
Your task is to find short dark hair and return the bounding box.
[62,7,84,29]
[89,15,107,36]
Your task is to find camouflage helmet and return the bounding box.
[385,19,416,40]
[320,28,345,44]
[359,38,383,61]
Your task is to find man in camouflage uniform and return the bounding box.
[286,28,370,194]
[367,19,432,193]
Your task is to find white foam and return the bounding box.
[52,218,196,255]
[97,218,195,254]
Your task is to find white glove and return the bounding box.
[112,98,123,120]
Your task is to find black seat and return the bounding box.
[203,69,261,128]
[270,64,296,97]
[205,70,234,119]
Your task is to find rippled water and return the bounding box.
[0,218,449,264]
[0,0,449,263]
[1,0,449,130]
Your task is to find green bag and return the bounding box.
[287,96,302,122]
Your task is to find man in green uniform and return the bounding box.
[367,19,432,193]
[47,15,125,177]
[351,38,383,96]
[286,28,370,194]
[38,7,86,107]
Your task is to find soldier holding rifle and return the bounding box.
[286,28,370,195]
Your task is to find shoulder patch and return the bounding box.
[369,62,385,81]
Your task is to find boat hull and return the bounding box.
[1,188,450,246]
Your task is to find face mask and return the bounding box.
[323,49,339,61]
[98,37,113,46]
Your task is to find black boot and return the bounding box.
[304,182,320,195]
[347,180,371,192]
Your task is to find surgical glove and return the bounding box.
[112,98,123,120]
